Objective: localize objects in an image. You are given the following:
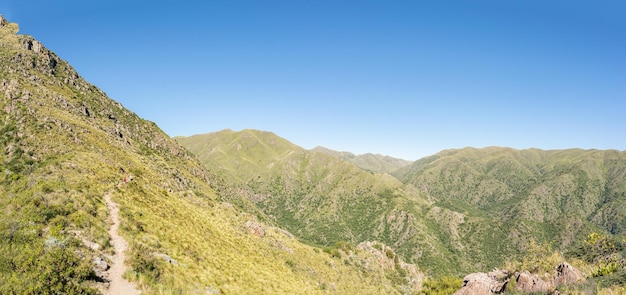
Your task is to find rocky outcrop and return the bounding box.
[454,262,586,294]
[454,276,492,295]
[453,270,508,295]
[516,271,549,293]
[552,262,585,286]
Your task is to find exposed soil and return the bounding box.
[104,193,141,295]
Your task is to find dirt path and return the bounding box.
[104,192,141,295]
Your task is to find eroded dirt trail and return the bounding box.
[104,193,141,295]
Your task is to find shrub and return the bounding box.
[518,239,563,275]
[420,275,463,295]
[592,262,618,277]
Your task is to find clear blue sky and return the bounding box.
[2,1,624,160]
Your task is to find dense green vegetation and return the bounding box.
[396,147,626,247]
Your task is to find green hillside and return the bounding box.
[178,130,490,275]
[0,16,424,294]
[178,131,626,280]
[396,147,626,275]
[176,130,430,247]
[395,147,626,241]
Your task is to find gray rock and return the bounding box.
[516,271,549,293]
[453,273,493,295]
[93,256,109,272]
[552,262,585,286]
[153,253,178,266]
[453,271,509,295]
[44,236,65,248]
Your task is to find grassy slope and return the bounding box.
[0,17,418,294]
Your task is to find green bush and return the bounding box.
[0,239,96,294]
[420,275,463,295]
[592,262,619,277]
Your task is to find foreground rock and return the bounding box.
[454,262,586,294]
[453,270,508,295]
[516,271,549,293]
[552,262,585,287]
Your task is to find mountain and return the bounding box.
[175,129,430,247]
[177,130,491,275]
[179,130,626,279]
[0,16,424,294]
[395,147,626,293]
[395,147,626,247]
[311,146,412,174]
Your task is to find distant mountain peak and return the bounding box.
[312,146,412,174]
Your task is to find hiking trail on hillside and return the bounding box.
[104,192,141,295]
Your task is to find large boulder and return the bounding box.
[453,270,508,295]
[552,262,585,286]
[516,271,549,293]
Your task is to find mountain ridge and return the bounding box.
[311,145,412,174]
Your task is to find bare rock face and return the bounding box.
[516,271,549,293]
[453,270,508,295]
[552,262,585,286]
